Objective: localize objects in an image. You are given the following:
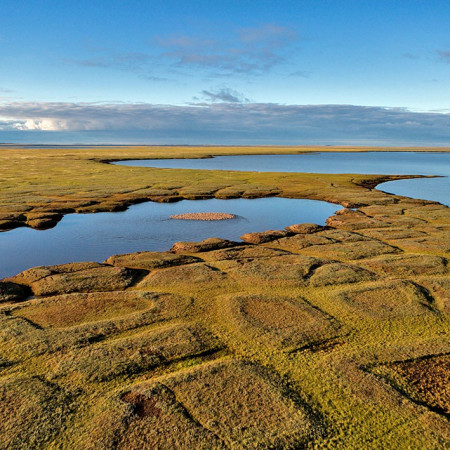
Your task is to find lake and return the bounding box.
[0,197,338,278]
[115,152,450,206]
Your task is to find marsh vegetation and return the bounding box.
[0,146,449,448]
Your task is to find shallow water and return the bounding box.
[115,152,450,205]
[0,197,337,278]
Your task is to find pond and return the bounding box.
[115,152,450,206]
[0,197,338,278]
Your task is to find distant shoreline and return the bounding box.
[1,144,450,152]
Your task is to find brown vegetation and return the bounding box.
[371,354,449,416]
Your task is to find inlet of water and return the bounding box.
[115,152,450,205]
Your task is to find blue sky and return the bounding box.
[0,0,449,145]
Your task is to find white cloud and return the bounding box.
[155,24,301,76]
[68,24,301,80]
[12,119,68,131]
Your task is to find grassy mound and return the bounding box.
[371,354,449,416]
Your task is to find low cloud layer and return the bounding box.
[0,101,449,145]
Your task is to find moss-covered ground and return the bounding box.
[0,145,449,448]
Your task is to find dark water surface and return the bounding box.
[0,198,337,278]
[116,152,450,206]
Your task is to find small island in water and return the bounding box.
[170,212,236,220]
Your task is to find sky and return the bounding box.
[0,0,449,145]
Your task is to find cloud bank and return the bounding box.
[0,101,449,145]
